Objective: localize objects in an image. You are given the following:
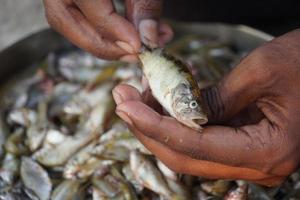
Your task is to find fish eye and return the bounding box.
[189,101,198,109]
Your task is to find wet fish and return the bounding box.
[26,101,49,152]
[157,160,177,181]
[7,108,37,127]
[0,153,20,187]
[122,163,144,193]
[0,34,275,200]
[33,131,96,167]
[64,141,114,179]
[225,181,248,200]
[139,48,208,131]
[92,169,138,200]
[20,157,52,200]
[201,180,231,197]
[63,83,113,116]
[130,150,179,199]
[4,128,28,156]
[0,113,9,158]
[51,180,84,200]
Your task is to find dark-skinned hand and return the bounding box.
[113,29,300,187]
[43,0,173,61]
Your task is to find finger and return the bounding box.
[139,19,159,48]
[125,0,163,27]
[43,0,126,59]
[126,0,163,48]
[113,83,162,112]
[158,22,174,47]
[201,49,272,122]
[120,54,139,63]
[116,101,285,173]
[74,0,140,53]
[125,124,274,183]
[112,84,142,105]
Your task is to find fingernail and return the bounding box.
[116,110,133,126]
[139,19,159,48]
[115,41,135,54]
[112,90,123,105]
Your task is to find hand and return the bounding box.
[43,0,173,61]
[112,29,300,186]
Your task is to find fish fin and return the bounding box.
[139,43,162,54]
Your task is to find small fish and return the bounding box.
[225,182,248,200]
[20,157,52,200]
[201,180,231,197]
[139,48,208,131]
[92,168,138,200]
[4,128,28,156]
[7,108,37,127]
[122,163,144,193]
[130,150,181,200]
[33,129,96,167]
[51,180,83,200]
[157,160,177,181]
[0,153,20,186]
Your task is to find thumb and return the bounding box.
[201,49,271,123]
[125,0,163,48]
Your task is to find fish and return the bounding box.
[92,167,138,200]
[201,180,231,197]
[0,153,20,187]
[0,35,275,200]
[20,157,52,200]
[139,48,208,131]
[51,180,84,200]
[224,183,248,200]
[130,150,181,200]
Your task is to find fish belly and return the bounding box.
[142,54,185,117]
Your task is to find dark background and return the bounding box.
[163,0,300,36]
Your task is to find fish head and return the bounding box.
[171,83,208,130]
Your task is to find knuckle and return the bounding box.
[93,46,118,60]
[241,43,284,87]
[134,0,163,18]
[260,135,298,176]
[249,47,275,79]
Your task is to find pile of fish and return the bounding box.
[0,35,299,200]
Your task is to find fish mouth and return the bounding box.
[180,115,208,131]
[192,117,208,125]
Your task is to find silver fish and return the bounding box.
[130,150,176,199]
[225,181,248,200]
[51,180,84,200]
[20,157,52,200]
[33,131,96,167]
[0,153,20,186]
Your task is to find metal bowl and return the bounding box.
[0,22,273,86]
